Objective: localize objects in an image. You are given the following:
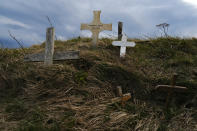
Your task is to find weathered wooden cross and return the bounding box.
[155,74,188,108]
[112,34,136,58]
[80,10,112,46]
[24,27,79,65]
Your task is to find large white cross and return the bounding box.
[81,10,112,45]
[112,34,136,58]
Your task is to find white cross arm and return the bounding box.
[112,41,136,47]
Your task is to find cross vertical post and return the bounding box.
[118,22,123,40]
[120,46,126,57]
[155,73,188,109]
[113,86,131,107]
[165,73,178,109]
[44,27,55,66]
[92,30,100,47]
[93,11,101,24]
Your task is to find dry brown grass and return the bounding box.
[0,37,196,130]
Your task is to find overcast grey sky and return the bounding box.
[0,0,197,48]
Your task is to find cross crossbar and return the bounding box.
[24,51,79,62]
[156,85,188,92]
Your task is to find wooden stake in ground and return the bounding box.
[113,86,131,107]
[112,34,136,58]
[116,86,123,97]
[81,10,112,46]
[24,27,79,64]
[118,22,123,40]
[155,73,188,109]
[45,27,55,66]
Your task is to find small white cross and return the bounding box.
[112,34,136,58]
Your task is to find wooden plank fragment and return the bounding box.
[24,51,79,62]
[155,85,188,92]
[44,27,55,65]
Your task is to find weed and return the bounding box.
[104,115,110,123]
[74,71,88,85]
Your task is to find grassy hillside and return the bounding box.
[0,37,197,131]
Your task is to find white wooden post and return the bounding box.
[44,27,55,66]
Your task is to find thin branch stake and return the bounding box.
[8,30,25,54]
[46,16,58,40]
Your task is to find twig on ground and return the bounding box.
[65,87,74,94]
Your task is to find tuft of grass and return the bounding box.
[5,100,27,120]
[74,71,88,85]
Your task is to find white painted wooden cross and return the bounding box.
[112,34,136,58]
[81,10,112,45]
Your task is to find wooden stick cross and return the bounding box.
[81,10,112,46]
[155,74,188,108]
